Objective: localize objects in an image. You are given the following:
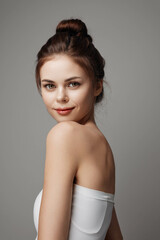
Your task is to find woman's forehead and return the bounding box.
[40,55,88,80]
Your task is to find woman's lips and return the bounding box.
[55,107,75,115]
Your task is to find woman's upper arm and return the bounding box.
[38,122,79,240]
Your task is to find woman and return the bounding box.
[33,18,123,240]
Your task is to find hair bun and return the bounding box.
[56,18,92,43]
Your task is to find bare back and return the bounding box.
[71,122,115,195]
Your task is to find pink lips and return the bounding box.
[55,107,75,115]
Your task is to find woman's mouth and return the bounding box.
[55,107,75,115]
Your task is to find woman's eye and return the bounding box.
[44,84,55,89]
[68,82,80,87]
[43,82,80,90]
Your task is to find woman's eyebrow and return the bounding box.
[41,76,82,83]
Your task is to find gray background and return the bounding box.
[1,0,160,239]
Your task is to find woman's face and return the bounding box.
[40,54,97,124]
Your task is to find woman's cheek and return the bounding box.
[80,88,93,105]
[42,93,53,106]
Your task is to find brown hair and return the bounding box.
[35,18,107,104]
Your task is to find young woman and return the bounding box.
[33,18,123,240]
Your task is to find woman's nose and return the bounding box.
[56,87,69,102]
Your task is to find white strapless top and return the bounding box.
[33,183,115,240]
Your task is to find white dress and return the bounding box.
[33,183,114,240]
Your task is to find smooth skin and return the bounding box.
[38,54,123,240]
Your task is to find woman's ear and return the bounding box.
[94,79,103,97]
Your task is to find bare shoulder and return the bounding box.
[46,121,113,160]
[43,121,82,186]
[47,121,82,139]
[46,121,84,158]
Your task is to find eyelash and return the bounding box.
[43,82,80,90]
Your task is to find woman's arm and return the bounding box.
[37,122,79,240]
[105,206,123,240]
